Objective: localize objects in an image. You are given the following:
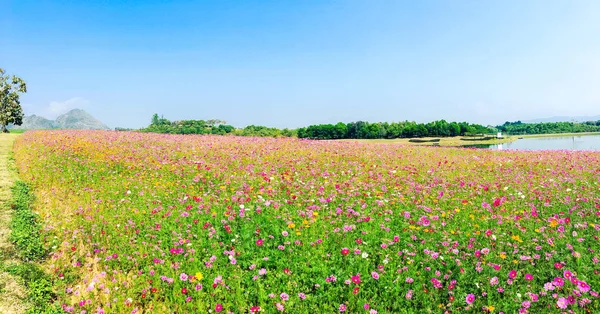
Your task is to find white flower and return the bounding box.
[361,252,369,259]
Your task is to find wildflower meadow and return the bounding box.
[13,130,600,313]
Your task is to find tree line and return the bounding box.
[143,115,600,140]
[142,114,296,137]
[497,121,600,135]
[297,120,492,140]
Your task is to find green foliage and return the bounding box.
[0,68,27,133]
[498,120,600,135]
[142,114,293,137]
[299,120,492,140]
[4,180,56,312]
[10,181,46,261]
[3,263,57,313]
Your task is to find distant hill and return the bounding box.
[523,115,600,123]
[9,109,110,130]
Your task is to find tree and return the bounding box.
[0,68,27,132]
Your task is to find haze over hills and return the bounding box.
[522,115,600,124]
[9,109,110,130]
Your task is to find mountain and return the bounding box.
[54,109,109,130]
[10,109,110,130]
[11,114,57,129]
[522,115,600,123]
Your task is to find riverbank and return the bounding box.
[337,136,515,146]
[336,132,600,147]
[517,132,600,139]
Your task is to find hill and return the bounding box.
[9,109,110,130]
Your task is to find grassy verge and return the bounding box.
[2,180,58,313]
[9,181,46,261]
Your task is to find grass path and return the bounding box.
[0,133,30,314]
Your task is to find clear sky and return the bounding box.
[2,0,600,129]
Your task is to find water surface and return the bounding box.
[465,135,600,151]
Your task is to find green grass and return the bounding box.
[6,180,57,313]
[10,181,46,261]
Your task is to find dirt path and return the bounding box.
[0,133,29,314]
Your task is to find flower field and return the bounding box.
[13,130,600,313]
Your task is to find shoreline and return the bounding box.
[335,132,600,147]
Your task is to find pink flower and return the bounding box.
[554,262,563,269]
[553,277,564,287]
[557,297,568,309]
[490,277,499,286]
[578,281,591,293]
[215,304,223,312]
[276,303,284,311]
[256,239,264,246]
[341,248,350,255]
[465,293,475,305]
[371,272,380,280]
[250,306,261,313]
[339,304,347,312]
[563,270,573,280]
[525,274,533,281]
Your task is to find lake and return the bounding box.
[465,134,600,151]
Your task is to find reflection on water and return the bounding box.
[465,135,600,151]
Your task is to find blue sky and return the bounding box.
[2,0,600,129]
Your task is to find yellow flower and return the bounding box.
[499,253,507,259]
[487,305,495,312]
[549,219,558,227]
[511,235,523,243]
[288,223,296,229]
[195,272,203,281]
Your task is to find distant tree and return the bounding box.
[151,113,160,125]
[0,68,27,133]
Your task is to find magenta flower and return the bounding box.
[465,293,475,305]
[215,304,223,312]
[525,274,533,281]
[578,281,591,293]
[508,270,517,279]
[339,304,347,312]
